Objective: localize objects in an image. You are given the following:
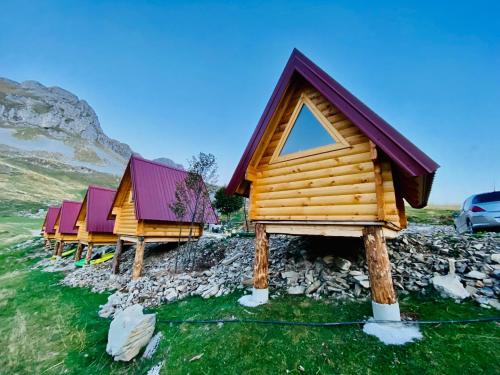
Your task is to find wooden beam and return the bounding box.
[84,243,94,265]
[362,226,397,305]
[112,238,124,275]
[370,141,385,221]
[56,241,64,256]
[74,243,84,261]
[253,223,269,289]
[132,239,145,280]
[395,193,408,229]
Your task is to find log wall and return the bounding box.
[249,82,400,226]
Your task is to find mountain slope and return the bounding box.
[0,78,131,212]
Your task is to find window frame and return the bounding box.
[270,93,350,164]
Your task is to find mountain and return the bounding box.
[0,77,180,213]
[153,157,185,170]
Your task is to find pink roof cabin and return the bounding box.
[227,50,438,316]
[54,200,82,242]
[76,186,118,245]
[42,206,60,239]
[109,155,218,243]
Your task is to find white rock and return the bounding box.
[287,286,306,295]
[465,271,487,280]
[305,280,321,294]
[147,361,165,375]
[281,271,299,279]
[142,332,163,359]
[106,304,156,361]
[335,258,351,271]
[432,275,470,301]
[491,254,500,264]
[359,280,370,289]
[488,299,500,310]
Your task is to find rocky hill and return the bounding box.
[0,77,181,213]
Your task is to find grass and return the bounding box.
[0,236,499,374]
[405,206,459,226]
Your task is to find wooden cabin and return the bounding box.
[42,206,60,251]
[53,200,82,256]
[109,155,218,279]
[74,185,118,264]
[227,50,439,321]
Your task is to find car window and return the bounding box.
[472,192,500,204]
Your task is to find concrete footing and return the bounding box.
[363,301,422,345]
[238,288,269,307]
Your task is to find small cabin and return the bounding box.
[42,206,60,251]
[74,185,118,264]
[109,155,218,279]
[227,50,438,321]
[53,200,82,256]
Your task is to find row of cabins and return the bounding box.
[42,155,218,279]
[44,50,437,326]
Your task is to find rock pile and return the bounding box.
[54,225,499,317]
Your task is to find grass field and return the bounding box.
[1,204,499,373]
[1,237,499,374]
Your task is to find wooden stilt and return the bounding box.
[253,223,269,289]
[111,238,124,274]
[84,243,94,265]
[57,241,64,256]
[362,226,397,305]
[132,239,145,280]
[53,241,60,256]
[74,243,84,261]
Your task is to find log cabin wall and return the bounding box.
[140,221,202,237]
[249,80,400,226]
[77,219,90,243]
[113,190,139,236]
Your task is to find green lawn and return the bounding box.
[1,238,499,374]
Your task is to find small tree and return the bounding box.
[169,181,188,273]
[214,186,243,223]
[172,152,217,270]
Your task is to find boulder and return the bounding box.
[287,285,306,295]
[491,254,500,264]
[334,258,351,271]
[465,270,487,280]
[106,304,156,361]
[305,280,321,294]
[432,259,470,301]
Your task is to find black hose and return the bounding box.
[157,316,500,327]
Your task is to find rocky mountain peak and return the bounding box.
[0,77,132,159]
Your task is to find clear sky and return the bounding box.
[1,0,499,205]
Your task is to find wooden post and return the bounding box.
[57,241,64,256]
[74,243,84,261]
[253,223,269,289]
[111,238,124,274]
[53,241,60,256]
[132,238,145,280]
[362,226,397,305]
[84,243,94,265]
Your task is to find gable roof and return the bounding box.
[227,49,439,208]
[43,206,60,234]
[56,200,81,235]
[78,185,116,233]
[110,155,218,224]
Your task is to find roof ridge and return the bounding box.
[131,154,188,174]
[88,185,117,192]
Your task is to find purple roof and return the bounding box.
[112,155,218,224]
[43,206,60,234]
[227,49,439,208]
[80,186,116,233]
[57,200,81,235]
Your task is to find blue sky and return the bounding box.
[1,1,499,205]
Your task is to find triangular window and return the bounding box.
[271,94,349,163]
[280,105,335,156]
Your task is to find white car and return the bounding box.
[454,192,500,234]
